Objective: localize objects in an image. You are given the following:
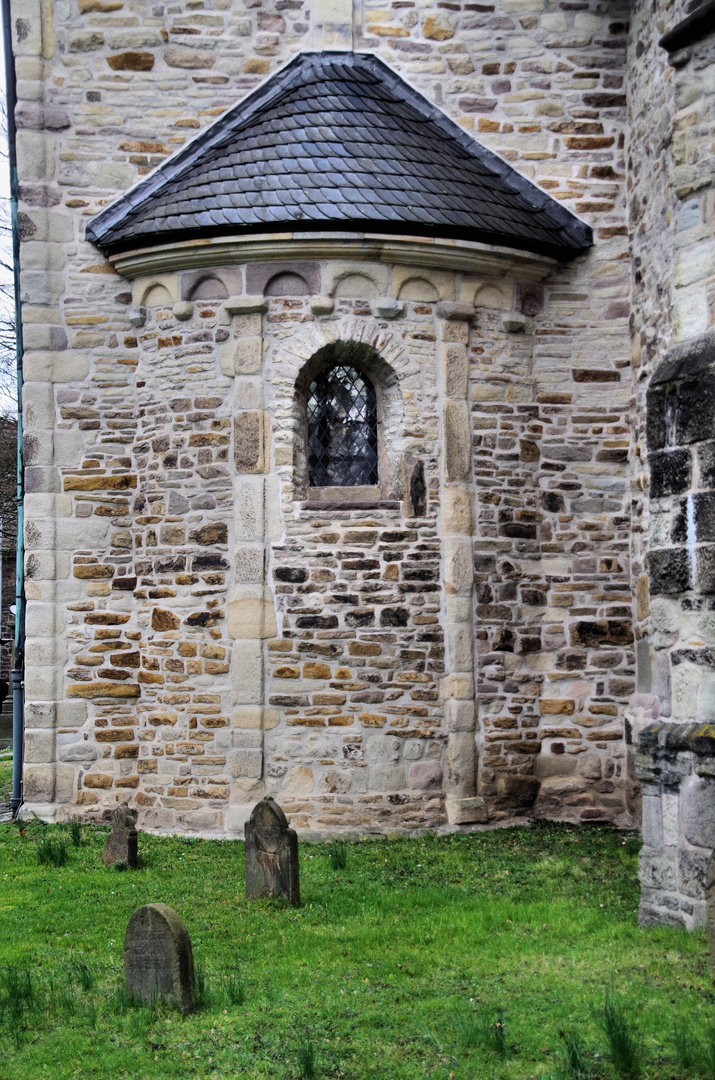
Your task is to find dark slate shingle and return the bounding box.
[86,51,592,260]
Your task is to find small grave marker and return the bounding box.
[124,903,195,1012]
[245,797,300,905]
[102,802,138,868]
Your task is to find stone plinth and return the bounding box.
[636,722,715,929]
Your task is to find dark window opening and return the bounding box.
[307,365,378,487]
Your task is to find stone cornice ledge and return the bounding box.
[109,232,559,282]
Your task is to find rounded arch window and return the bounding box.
[307,365,378,488]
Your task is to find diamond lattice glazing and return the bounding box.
[307,366,378,488]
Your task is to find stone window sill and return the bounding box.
[299,485,400,511]
[300,499,401,511]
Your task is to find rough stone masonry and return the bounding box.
[8,0,714,889]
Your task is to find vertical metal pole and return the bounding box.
[2,0,25,816]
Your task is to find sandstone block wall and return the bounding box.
[11,0,642,833]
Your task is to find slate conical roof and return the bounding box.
[87,51,592,261]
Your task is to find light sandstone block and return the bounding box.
[57,700,87,727]
[446,623,474,672]
[443,537,473,594]
[235,545,265,583]
[24,729,55,763]
[235,377,262,411]
[444,732,476,798]
[25,601,61,637]
[230,639,264,704]
[445,796,488,824]
[368,762,405,792]
[444,595,471,624]
[234,411,270,473]
[440,673,474,700]
[233,706,262,729]
[25,702,55,728]
[16,131,54,181]
[227,593,277,639]
[24,493,71,522]
[53,429,83,468]
[682,779,715,849]
[234,336,263,376]
[224,296,267,316]
[23,381,55,430]
[229,749,263,778]
[439,342,468,399]
[235,476,266,541]
[23,350,89,383]
[448,699,476,732]
[23,762,72,802]
[217,337,234,377]
[408,760,443,791]
[281,765,314,795]
[441,486,475,535]
[443,401,471,482]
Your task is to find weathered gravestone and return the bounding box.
[102,802,138,868]
[707,850,715,982]
[124,903,195,1012]
[245,797,300,905]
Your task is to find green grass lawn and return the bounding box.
[0,819,711,1079]
[0,760,11,803]
[0,752,11,801]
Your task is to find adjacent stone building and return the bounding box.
[8,0,714,858]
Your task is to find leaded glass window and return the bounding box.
[307,365,379,487]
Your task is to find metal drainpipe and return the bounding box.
[2,0,26,817]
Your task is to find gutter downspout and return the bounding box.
[2,0,25,817]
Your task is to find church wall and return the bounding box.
[21,258,635,834]
[469,269,633,823]
[12,0,637,831]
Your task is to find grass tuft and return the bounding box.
[68,820,83,848]
[298,1037,317,1079]
[71,960,94,993]
[327,840,348,871]
[195,969,212,1010]
[221,970,246,1007]
[0,966,35,1044]
[36,835,68,867]
[456,1010,481,1050]
[114,982,133,1014]
[491,1012,506,1056]
[563,1028,590,1079]
[603,987,640,1078]
[673,1021,700,1074]
[458,1007,508,1056]
[701,1026,715,1078]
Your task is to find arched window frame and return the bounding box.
[292,341,403,505]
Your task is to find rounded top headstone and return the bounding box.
[124,903,195,1013]
[249,797,289,854]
